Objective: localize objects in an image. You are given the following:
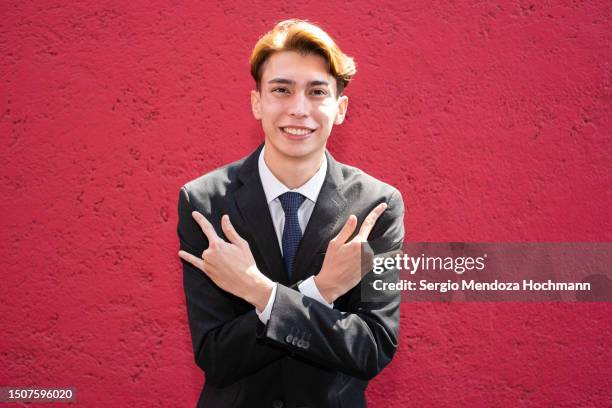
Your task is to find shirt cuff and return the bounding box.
[255,282,277,324]
[298,276,334,308]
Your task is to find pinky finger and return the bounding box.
[178,250,205,271]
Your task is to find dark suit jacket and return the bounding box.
[178,144,405,408]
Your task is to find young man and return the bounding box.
[178,19,405,408]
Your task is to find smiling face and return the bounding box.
[250,51,349,163]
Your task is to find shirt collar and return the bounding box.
[258,145,327,204]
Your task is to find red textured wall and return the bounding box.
[1,1,610,407]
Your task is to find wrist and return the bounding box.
[313,274,338,304]
[246,274,275,312]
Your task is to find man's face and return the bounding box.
[250,51,349,162]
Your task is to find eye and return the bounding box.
[272,87,290,94]
[311,89,328,96]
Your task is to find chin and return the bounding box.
[278,144,317,159]
[268,138,320,159]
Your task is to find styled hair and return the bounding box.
[249,19,357,96]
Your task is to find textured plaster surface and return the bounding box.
[1,1,610,407]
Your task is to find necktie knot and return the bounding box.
[278,192,306,214]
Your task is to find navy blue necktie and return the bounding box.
[278,192,306,280]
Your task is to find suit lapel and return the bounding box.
[292,150,347,284]
[234,144,288,285]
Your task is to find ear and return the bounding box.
[251,89,262,120]
[334,95,349,125]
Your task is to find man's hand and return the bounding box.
[314,203,387,304]
[178,212,274,311]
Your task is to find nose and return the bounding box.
[287,92,309,118]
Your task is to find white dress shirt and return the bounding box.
[255,146,334,324]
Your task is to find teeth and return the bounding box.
[283,127,312,136]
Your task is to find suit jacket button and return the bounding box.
[292,337,298,346]
[272,399,284,408]
[297,339,304,348]
[285,334,293,343]
[303,341,310,349]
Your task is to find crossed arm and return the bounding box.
[179,203,387,311]
[178,187,404,387]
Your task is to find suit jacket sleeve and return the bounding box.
[178,186,286,387]
[259,189,405,381]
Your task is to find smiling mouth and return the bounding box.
[280,127,315,137]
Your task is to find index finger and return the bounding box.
[354,203,388,242]
[192,211,223,245]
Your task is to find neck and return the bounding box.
[263,146,324,189]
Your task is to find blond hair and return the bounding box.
[249,19,356,96]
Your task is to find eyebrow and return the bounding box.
[267,78,330,87]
